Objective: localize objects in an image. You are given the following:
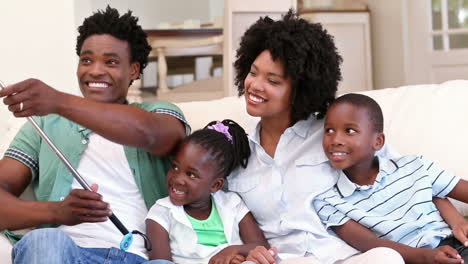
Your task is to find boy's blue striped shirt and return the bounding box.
[314,155,459,248]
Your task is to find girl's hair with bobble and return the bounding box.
[181,119,250,178]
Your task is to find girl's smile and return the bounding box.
[166,142,224,214]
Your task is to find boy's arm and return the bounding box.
[209,212,270,263]
[433,197,468,246]
[447,179,468,203]
[146,219,172,261]
[333,220,462,264]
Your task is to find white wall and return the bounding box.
[0,0,220,96]
[0,0,409,96]
[73,0,223,90]
[75,0,215,29]
[363,0,406,89]
[0,1,79,95]
[209,0,225,23]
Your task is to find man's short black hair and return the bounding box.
[234,9,343,122]
[331,93,384,133]
[76,6,151,76]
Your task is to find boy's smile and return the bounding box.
[323,102,384,182]
[328,151,350,163]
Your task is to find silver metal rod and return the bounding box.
[26,117,93,191]
[0,81,92,191]
[0,80,130,236]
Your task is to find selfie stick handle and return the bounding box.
[0,80,129,236]
[27,112,130,235]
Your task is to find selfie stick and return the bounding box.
[0,80,150,251]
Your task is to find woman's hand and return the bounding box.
[245,246,277,264]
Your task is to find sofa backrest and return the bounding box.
[175,95,259,133]
[2,80,467,212]
[359,80,468,179]
[176,80,468,214]
[4,80,465,179]
[361,80,468,214]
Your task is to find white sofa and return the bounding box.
[1,80,468,262]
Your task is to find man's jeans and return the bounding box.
[12,228,147,264]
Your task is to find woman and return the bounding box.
[227,10,404,264]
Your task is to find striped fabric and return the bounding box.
[4,108,190,176]
[5,148,39,173]
[152,108,191,135]
[314,155,459,249]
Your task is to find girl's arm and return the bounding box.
[237,212,270,254]
[146,219,172,261]
[333,219,462,264]
[209,212,269,264]
[433,197,468,246]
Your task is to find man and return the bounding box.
[0,6,187,263]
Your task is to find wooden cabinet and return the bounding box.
[300,11,373,94]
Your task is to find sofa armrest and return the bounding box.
[0,233,12,264]
[0,185,35,264]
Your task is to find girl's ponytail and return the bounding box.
[211,119,250,172]
[183,119,250,178]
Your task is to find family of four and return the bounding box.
[1,6,468,264]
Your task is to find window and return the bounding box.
[432,0,468,50]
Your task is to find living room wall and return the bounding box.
[73,0,412,91]
[0,0,411,96]
[75,0,221,30]
[363,0,406,90]
[0,0,79,95]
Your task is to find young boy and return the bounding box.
[313,93,468,264]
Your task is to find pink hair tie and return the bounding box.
[207,121,233,143]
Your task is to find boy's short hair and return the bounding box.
[75,6,151,76]
[330,93,384,133]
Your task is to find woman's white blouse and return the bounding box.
[228,115,360,264]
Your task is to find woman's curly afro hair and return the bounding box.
[75,6,151,76]
[234,10,342,121]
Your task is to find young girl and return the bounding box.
[145,120,269,264]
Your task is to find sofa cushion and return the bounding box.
[1,80,467,249]
[175,95,259,133]
[1,80,468,263]
[359,80,468,215]
[359,80,468,179]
